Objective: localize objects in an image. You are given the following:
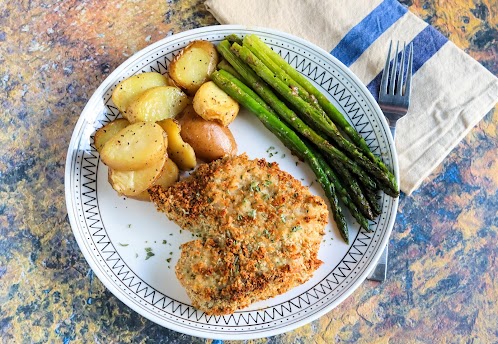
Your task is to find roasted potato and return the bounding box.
[111,72,168,114]
[131,159,180,201]
[169,40,219,95]
[166,74,180,88]
[100,122,167,171]
[125,86,188,123]
[178,106,237,162]
[193,81,239,126]
[157,118,197,170]
[108,154,167,197]
[166,77,194,106]
[94,118,130,153]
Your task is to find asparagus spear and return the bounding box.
[362,183,382,218]
[331,160,377,220]
[217,59,242,80]
[224,33,243,45]
[310,145,371,230]
[243,35,322,111]
[232,43,398,197]
[214,46,377,191]
[211,69,349,243]
[217,40,259,85]
[244,34,396,180]
[232,43,333,135]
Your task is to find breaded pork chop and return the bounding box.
[148,154,328,315]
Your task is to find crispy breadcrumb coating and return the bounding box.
[149,154,328,315]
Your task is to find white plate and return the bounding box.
[65,25,398,340]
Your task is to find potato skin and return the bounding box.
[169,40,219,95]
[193,81,239,126]
[178,106,237,162]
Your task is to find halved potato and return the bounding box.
[193,81,239,126]
[157,118,196,170]
[111,72,168,114]
[108,154,167,197]
[94,118,130,153]
[169,40,219,94]
[178,106,237,162]
[166,77,194,105]
[125,86,188,123]
[100,122,167,171]
[131,159,180,201]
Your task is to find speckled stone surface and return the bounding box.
[0,0,496,343]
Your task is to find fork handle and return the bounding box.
[384,116,397,139]
[367,121,396,282]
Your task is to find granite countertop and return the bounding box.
[1,0,497,343]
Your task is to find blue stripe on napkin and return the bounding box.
[367,25,449,100]
[331,0,407,67]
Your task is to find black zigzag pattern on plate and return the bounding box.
[80,147,195,320]
[276,49,379,155]
[148,55,171,75]
[76,34,386,331]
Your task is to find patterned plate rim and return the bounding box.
[64,25,399,340]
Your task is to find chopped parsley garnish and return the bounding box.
[266,146,278,157]
[145,247,155,260]
[291,226,302,232]
[249,182,260,192]
[248,209,257,218]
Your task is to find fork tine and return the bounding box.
[396,42,406,95]
[388,42,399,95]
[380,41,392,95]
[404,43,414,99]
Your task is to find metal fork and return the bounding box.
[379,41,413,133]
[367,41,413,282]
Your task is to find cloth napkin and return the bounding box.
[205,0,498,195]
